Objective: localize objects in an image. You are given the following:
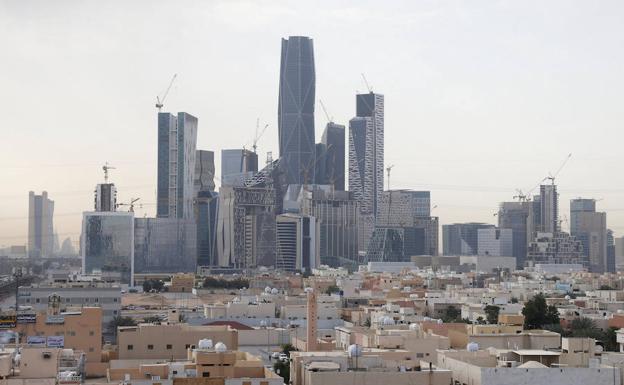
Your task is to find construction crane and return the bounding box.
[117,197,141,212]
[545,153,572,185]
[155,74,177,112]
[361,73,372,93]
[252,118,269,154]
[386,164,395,191]
[102,162,116,183]
[319,99,333,123]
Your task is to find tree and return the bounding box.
[510,297,519,304]
[441,306,462,323]
[364,318,371,327]
[108,316,137,335]
[603,327,618,352]
[281,343,296,355]
[484,305,500,324]
[143,316,161,323]
[569,317,602,339]
[600,285,614,290]
[522,293,560,329]
[273,361,290,383]
[325,285,340,295]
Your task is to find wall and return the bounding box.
[481,367,620,385]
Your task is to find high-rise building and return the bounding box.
[278,36,316,186]
[221,149,258,187]
[498,201,534,268]
[570,198,608,272]
[317,122,346,191]
[81,211,134,285]
[539,184,558,233]
[443,223,495,256]
[300,186,359,267]
[349,92,384,252]
[195,150,215,194]
[157,112,198,220]
[28,191,55,258]
[608,229,615,273]
[477,227,513,257]
[275,213,320,272]
[527,232,583,266]
[94,183,117,212]
[134,217,197,274]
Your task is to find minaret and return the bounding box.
[306,289,318,351]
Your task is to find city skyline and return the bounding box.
[3,1,624,248]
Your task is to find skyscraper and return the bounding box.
[498,201,534,267]
[349,92,384,251]
[443,223,495,255]
[28,191,54,258]
[539,184,558,233]
[94,183,117,212]
[318,122,346,190]
[275,213,320,272]
[221,149,258,187]
[157,112,198,220]
[278,36,316,185]
[570,198,608,272]
[194,149,217,267]
[195,150,215,194]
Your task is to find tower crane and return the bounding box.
[117,197,141,213]
[545,153,572,185]
[252,118,269,154]
[361,73,372,93]
[102,162,116,183]
[319,99,333,123]
[155,74,177,112]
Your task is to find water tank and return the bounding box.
[304,287,313,293]
[564,295,571,300]
[347,344,362,357]
[423,317,432,322]
[437,319,443,324]
[198,339,213,349]
[214,342,227,352]
[381,316,395,326]
[271,288,279,295]
[409,323,420,331]
[595,345,604,353]
[61,349,73,357]
[264,286,271,293]
[467,342,479,352]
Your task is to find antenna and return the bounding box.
[361,73,372,93]
[319,99,333,123]
[102,162,116,184]
[155,74,178,112]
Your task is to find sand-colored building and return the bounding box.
[170,273,195,293]
[117,324,238,360]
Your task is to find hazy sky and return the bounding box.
[2,0,624,249]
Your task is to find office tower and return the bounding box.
[498,201,534,268]
[527,232,583,266]
[616,236,624,268]
[570,198,608,272]
[366,226,425,262]
[60,237,76,256]
[81,211,134,285]
[221,149,258,187]
[477,228,513,257]
[94,183,117,212]
[314,143,326,186]
[278,36,316,185]
[275,213,320,272]
[539,184,558,233]
[349,92,384,252]
[28,191,55,258]
[317,122,346,190]
[195,150,215,194]
[133,217,197,274]
[300,186,359,267]
[607,229,615,273]
[443,223,495,255]
[157,112,198,220]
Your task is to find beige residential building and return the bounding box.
[117,323,238,360]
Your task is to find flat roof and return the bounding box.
[512,350,561,356]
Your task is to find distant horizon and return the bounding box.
[3,1,624,248]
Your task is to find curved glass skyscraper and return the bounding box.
[278,36,316,185]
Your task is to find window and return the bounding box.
[148,344,154,350]
[25,299,30,303]
[416,353,424,358]
[113,298,118,302]
[95,298,99,303]
[89,331,95,336]
[166,344,172,350]
[127,345,133,350]
[89,347,94,352]
[185,344,191,349]
[202,372,210,377]
[36,298,40,303]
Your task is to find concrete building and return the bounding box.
[94,183,117,212]
[300,187,359,267]
[17,282,121,331]
[81,211,134,285]
[134,217,197,273]
[221,149,258,187]
[539,184,559,233]
[443,223,494,256]
[278,36,316,186]
[570,198,609,272]
[157,112,198,220]
[527,232,584,266]
[28,191,55,258]
[349,92,384,251]
[477,227,513,257]
[276,213,320,272]
[117,323,238,360]
[0,346,85,384]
